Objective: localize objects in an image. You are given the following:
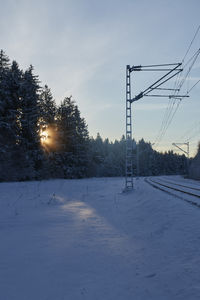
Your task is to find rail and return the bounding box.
[145,177,200,208]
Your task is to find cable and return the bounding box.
[154,98,176,145]
[173,49,200,92]
[185,130,200,142]
[187,78,200,93]
[180,121,199,140]
[153,25,200,148]
[182,25,200,62]
[172,26,200,93]
[154,99,180,147]
[176,49,200,91]
[184,122,200,142]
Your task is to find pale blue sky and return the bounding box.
[1,0,200,156]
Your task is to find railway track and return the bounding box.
[145,177,200,208]
[156,178,200,192]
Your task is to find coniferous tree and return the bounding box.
[73,105,89,177]
[37,85,57,177]
[39,85,56,125]
[55,97,89,178]
[88,133,105,176]
[20,65,40,179]
[0,50,11,180]
[4,61,23,180]
[0,50,10,134]
[189,142,200,180]
[0,57,24,180]
[0,50,10,71]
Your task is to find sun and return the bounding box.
[40,129,49,144]
[40,124,59,152]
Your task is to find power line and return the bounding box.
[172,26,200,95]
[186,131,200,142]
[183,122,200,142]
[180,120,199,140]
[187,78,200,93]
[154,73,200,146]
[153,25,200,148]
[154,99,180,147]
[182,25,200,62]
[176,49,200,91]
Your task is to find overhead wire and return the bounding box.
[187,78,200,93]
[180,121,200,142]
[154,98,178,147]
[154,98,175,145]
[185,130,200,142]
[176,48,200,91]
[153,25,200,148]
[179,120,199,140]
[161,70,200,142]
[154,72,200,147]
[172,31,200,93]
[182,25,200,62]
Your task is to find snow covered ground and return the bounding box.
[1,176,200,300]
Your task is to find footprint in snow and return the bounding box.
[145,273,157,278]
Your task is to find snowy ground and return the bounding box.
[1,176,200,300]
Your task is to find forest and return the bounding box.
[188,143,200,180]
[0,50,196,182]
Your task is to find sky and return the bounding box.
[0,0,200,156]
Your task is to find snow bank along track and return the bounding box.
[145,177,200,208]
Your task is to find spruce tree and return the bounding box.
[20,65,40,179]
[39,85,56,125]
[0,50,11,180]
[0,50,10,128]
[0,57,24,180]
[37,85,57,178]
[56,97,89,178]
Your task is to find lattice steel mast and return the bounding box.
[125,63,187,191]
[125,65,133,189]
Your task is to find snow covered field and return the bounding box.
[1,176,200,300]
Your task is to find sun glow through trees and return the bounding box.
[40,129,49,143]
[40,127,52,151]
[40,125,59,152]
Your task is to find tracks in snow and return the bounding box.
[145,177,200,208]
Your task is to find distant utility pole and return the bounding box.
[172,142,190,158]
[125,63,187,191]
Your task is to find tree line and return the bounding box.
[0,50,190,182]
[188,143,200,180]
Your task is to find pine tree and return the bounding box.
[37,85,57,177]
[0,50,11,180]
[0,50,10,71]
[39,85,56,125]
[0,50,10,128]
[20,65,40,179]
[4,61,24,180]
[0,57,24,180]
[73,105,89,177]
[55,97,89,178]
